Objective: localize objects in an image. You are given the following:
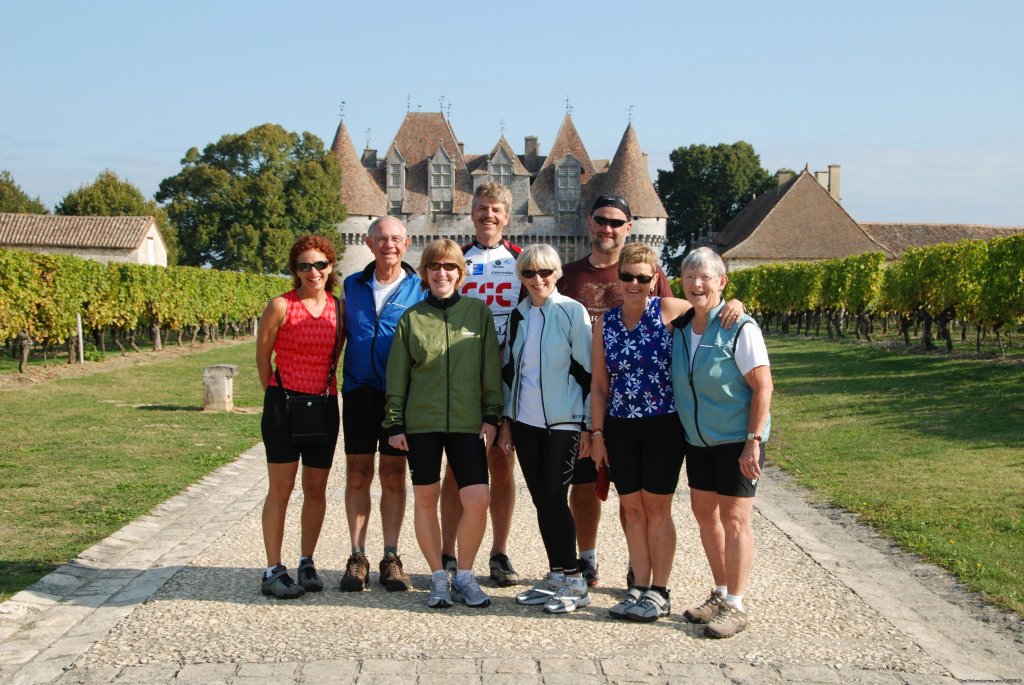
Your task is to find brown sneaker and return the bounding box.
[683,589,725,624]
[340,553,370,592]
[704,602,748,638]
[378,552,411,592]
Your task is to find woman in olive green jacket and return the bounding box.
[385,239,503,609]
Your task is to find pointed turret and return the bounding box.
[330,120,387,217]
[586,124,666,218]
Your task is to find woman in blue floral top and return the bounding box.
[591,243,742,623]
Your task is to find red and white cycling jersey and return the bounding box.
[461,238,523,347]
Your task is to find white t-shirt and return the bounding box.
[688,322,769,376]
[372,273,405,314]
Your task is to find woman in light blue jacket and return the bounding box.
[498,244,593,615]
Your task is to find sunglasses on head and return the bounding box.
[592,216,627,228]
[427,262,459,272]
[521,268,555,279]
[618,272,654,284]
[297,260,330,272]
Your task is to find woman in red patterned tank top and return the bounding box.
[256,235,343,599]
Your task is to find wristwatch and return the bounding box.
[591,430,604,440]
[746,433,762,442]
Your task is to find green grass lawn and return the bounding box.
[0,341,264,602]
[766,336,1024,614]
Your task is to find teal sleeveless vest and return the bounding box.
[671,301,771,446]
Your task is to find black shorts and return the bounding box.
[406,433,489,488]
[342,387,406,457]
[571,453,598,485]
[261,385,339,469]
[605,413,686,496]
[685,440,764,498]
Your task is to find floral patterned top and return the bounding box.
[602,297,675,418]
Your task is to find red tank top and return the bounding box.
[269,290,340,395]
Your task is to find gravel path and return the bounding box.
[2,440,1022,684]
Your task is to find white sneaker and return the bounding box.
[543,576,591,614]
[516,572,564,605]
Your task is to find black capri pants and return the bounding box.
[512,422,580,572]
[261,385,340,469]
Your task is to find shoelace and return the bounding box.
[347,556,366,574]
[430,575,450,596]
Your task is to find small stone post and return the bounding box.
[203,364,239,412]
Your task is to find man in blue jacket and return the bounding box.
[339,216,425,592]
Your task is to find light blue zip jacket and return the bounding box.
[671,301,771,446]
[501,290,593,430]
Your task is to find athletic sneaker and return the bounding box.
[427,571,453,609]
[261,565,305,599]
[296,558,324,592]
[704,603,748,638]
[452,573,492,607]
[489,553,519,587]
[378,552,411,592]
[684,589,725,624]
[441,553,457,577]
[340,553,370,592]
[608,587,644,620]
[543,577,591,614]
[625,589,670,622]
[516,572,564,605]
[578,557,599,587]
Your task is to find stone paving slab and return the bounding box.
[1,437,1022,684]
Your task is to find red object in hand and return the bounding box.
[595,463,610,501]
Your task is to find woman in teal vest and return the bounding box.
[671,247,773,640]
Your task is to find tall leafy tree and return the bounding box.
[0,170,48,214]
[656,142,776,271]
[156,124,345,273]
[57,170,178,264]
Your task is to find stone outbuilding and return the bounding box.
[0,213,168,266]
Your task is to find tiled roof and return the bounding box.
[385,112,473,215]
[859,223,1024,258]
[0,213,157,250]
[330,121,387,216]
[532,114,595,217]
[490,136,531,176]
[584,125,667,219]
[717,170,891,260]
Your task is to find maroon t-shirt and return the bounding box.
[557,255,673,324]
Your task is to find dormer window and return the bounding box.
[389,164,402,188]
[491,163,512,187]
[431,163,452,188]
[557,166,580,189]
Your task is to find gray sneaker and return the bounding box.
[427,571,452,609]
[704,602,748,638]
[544,577,591,614]
[625,589,670,622]
[684,589,725,624]
[296,558,324,592]
[452,573,491,607]
[608,587,644,619]
[489,553,519,587]
[516,572,564,605]
[260,565,305,599]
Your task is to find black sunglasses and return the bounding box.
[521,268,555,279]
[297,260,330,272]
[618,272,654,284]
[427,262,459,272]
[592,216,628,228]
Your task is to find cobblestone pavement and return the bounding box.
[1,441,1021,684]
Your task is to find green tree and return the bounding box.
[0,170,48,214]
[156,124,345,273]
[655,142,776,271]
[56,170,178,264]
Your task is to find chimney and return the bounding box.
[458,141,465,157]
[815,170,829,189]
[776,170,793,185]
[827,164,841,202]
[524,135,538,158]
[361,148,377,168]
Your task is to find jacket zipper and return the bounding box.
[686,334,710,447]
[444,307,451,433]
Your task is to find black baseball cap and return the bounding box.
[590,195,632,219]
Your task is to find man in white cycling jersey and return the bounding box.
[440,181,523,587]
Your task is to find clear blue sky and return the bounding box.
[2,0,1021,225]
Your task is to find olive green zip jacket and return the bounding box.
[383,292,503,435]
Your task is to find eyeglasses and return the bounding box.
[521,268,555,279]
[297,260,330,272]
[372,234,406,245]
[592,216,628,228]
[426,262,459,272]
[618,272,654,284]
